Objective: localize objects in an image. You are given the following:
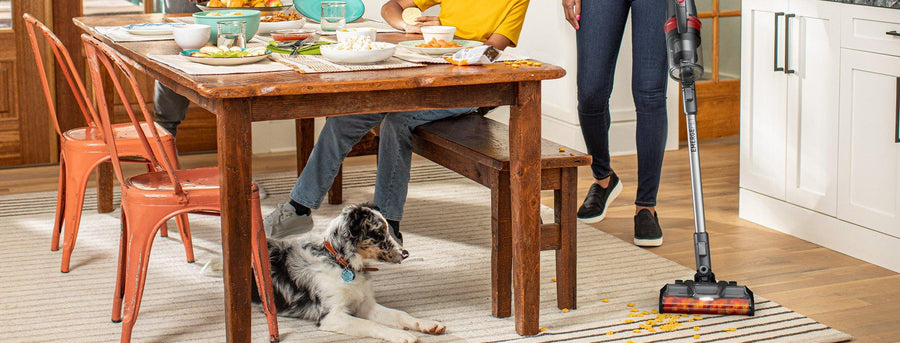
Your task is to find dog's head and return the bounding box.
[330,203,408,264]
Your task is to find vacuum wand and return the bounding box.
[658,0,754,316]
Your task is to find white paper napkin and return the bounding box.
[147,54,294,75]
[394,47,530,64]
[95,26,174,42]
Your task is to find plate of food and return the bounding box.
[181,46,271,66]
[319,36,396,64]
[198,0,293,13]
[398,39,481,55]
[122,23,185,36]
[258,12,307,34]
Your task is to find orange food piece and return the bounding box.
[416,38,461,48]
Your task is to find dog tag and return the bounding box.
[341,268,355,282]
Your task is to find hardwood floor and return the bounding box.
[1,136,897,342]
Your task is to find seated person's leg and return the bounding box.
[373,107,475,243]
[265,113,387,238]
[153,81,190,136]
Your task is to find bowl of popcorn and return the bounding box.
[319,36,395,64]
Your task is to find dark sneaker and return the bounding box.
[387,219,402,245]
[633,209,663,247]
[577,173,623,223]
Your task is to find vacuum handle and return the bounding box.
[784,14,796,74]
[774,12,784,72]
[896,77,899,143]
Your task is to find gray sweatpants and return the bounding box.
[153,0,199,136]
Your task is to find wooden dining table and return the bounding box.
[74,13,565,341]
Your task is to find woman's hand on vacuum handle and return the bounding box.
[562,0,581,30]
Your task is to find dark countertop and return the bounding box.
[822,0,900,9]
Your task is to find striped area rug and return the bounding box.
[0,162,851,342]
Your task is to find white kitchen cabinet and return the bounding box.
[740,1,900,272]
[740,0,788,199]
[740,0,840,215]
[837,49,900,239]
[784,0,840,215]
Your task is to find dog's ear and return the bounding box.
[344,205,370,239]
[358,201,380,212]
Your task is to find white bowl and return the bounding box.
[336,27,377,43]
[319,43,396,64]
[421,25,456,43]
[173,24,212,50]
[258,18,306,34]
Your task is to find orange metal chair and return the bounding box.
[23,14,192,272]
[82,34,279,343]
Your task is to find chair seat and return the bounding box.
[125,167,259,205]
[63,122,173,148]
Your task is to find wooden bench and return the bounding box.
[296,114,590,317]
[411,114,591,317]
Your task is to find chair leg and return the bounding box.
[144,163,170,238]
[491,171,512,318]
[555,168,577,310]
[117,207,165,343]
[60,158,94,273]
[327,165,343,205]
[174,214,194,263]
[112,207,128,323]
[52,156,67,252]
[251,195,280,342]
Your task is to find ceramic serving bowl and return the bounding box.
[193,10,261,43]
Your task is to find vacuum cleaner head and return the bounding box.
[660,280,755,316]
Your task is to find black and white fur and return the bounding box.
[253,203,445,343]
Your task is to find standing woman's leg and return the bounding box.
[575,0,631,182]
[630,0,669,208]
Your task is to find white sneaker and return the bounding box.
[263,202,313,239]
[253,180,267,200]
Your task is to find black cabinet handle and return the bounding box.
[785,14,796,74]
[774,12,784,72]
[887,30,900,37]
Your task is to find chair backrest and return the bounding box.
[23,13,99,137]
[81,33,186,198]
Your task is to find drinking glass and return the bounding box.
[217,20,246,50]
[320,1,347,32]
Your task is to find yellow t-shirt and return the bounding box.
[412,0,530,47]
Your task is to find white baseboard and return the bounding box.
[739,188,900,273]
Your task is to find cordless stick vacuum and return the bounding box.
[658,0,755,316]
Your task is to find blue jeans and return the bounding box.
[576,0,668,207]
[153,0,199,135]
[290,108,475,221]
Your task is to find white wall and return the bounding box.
[251,0,680,155]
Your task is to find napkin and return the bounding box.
[147,54,294,75]
[95,26,174,42]
[394,47,530,64]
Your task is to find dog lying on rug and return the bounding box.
[252,203,446,343]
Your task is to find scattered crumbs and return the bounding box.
[630,308,640,312]
[602,298,610,303]
[642,311,650,315]
[725,328,737,332]
[551,278,557,282]
[693,334,701,339]
[558,147,566,152]
[539,327,547,332]
[651,309,658,314]
[694,326,700,331]
[569,152,575,156]
[627,303,636,307]
[562,308,569,313]
[623,319,634,323]
[606,331,615,335]
[511,63,520,68]
[632,329,641,333]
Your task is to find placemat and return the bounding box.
[147,54,294,75]
[394,47,532,64]
[95,26,174,42]
[271,53,424,73]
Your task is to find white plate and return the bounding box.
[182,53,270,66]
[258,18,306,34]
[122,23,183,36]
[398,40,482,55]
[319,43,396,64]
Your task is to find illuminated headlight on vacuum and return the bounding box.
[659,280,755,316]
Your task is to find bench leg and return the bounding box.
[328,165,343,204]
[491,171,512,318]
[555,167,577,310]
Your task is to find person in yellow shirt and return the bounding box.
[382,0,529,50]
[263,0,531,242]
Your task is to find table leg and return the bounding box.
[295,118,314,176]
[509,81,542,335]
[218,98,253,342]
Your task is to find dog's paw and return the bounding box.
[384,329,418,343]
[416,320,446,335]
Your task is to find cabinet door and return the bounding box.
[740,0,788,199]
[838,49,900,238]
[784,0,840,215]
